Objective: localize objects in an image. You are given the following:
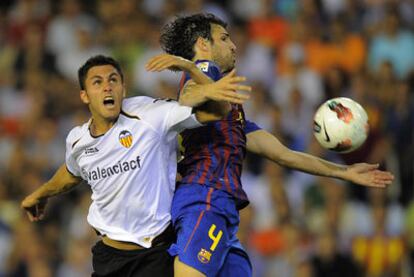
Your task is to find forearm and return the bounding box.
[186,65,213,85]
[179,83,231,116]
[179,82,210,107]
[279,151,347,179]
[194,107,223,123]
[177,63,213,107]
[247,130,348,179]
[31,164,81,199]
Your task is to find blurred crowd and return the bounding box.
[0,0,413,276]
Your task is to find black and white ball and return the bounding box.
[313,97,369,153]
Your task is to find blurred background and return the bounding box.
[0,0,413,276]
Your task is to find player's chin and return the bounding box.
[223,64,235,74]
[101,108,120,121]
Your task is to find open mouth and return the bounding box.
[103,96,115,107]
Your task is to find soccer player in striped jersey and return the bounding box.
[21,55,251,277]
[147,13,394,277]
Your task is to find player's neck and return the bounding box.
[89,116,117,137]
[193,54,223,73]
[193,53,212,62]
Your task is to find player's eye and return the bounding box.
[221,34,230,41]
[109,77,118,83]
[93,80,101,85]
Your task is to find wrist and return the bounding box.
[29,191,46,201]
[334,165,349,180]
[35,182,53,199]
[201,84,212,101]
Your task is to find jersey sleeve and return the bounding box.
[244,120,262,134]
[166,101,202,133]
[123,96,202,135]
[65,127,83,177]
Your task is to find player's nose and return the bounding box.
[230,40,237,52]
[103,81,113,92]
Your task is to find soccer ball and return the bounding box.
[313,97,369,153]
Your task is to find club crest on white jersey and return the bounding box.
[119,130,133,148]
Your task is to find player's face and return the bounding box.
[80,65,125,122]
[210,24,236,73]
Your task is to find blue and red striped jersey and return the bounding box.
[177,60,261,209]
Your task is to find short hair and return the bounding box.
[160,13,227,60]
[78,55,124,90]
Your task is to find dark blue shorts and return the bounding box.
[168,183,252,277]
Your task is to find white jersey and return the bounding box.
[65,96,201,248]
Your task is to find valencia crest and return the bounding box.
[119,130,133,148]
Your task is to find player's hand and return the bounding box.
[203,69,251,104]
[344,163,394,188]
[21,194,48,222]
[145,54,194,72]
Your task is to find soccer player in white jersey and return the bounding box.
[21,55,251,276]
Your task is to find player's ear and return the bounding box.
[80,90,90,104]
[195,37,211,54]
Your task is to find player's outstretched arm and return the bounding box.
[246,130,394,188]
[146,54,244,118]
[21,164,82,222]
[146,53,212,85]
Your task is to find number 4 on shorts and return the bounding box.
[208,224,223,251]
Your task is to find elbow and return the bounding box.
[276,151,297,168]
[195,112,224,123]
[207,101,230,119]
[194,101,230,123]
[219,102,231,117]
[210,103,231,121]
[263,148,293,167]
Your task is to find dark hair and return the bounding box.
[78,55,124,90]
[160,13,227,60]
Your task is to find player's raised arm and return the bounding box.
[146,54,249,118]
[146,53,213,85]
[21,164,82,222]
[246,129,394,188]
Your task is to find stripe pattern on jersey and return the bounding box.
[177,60,249,209]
